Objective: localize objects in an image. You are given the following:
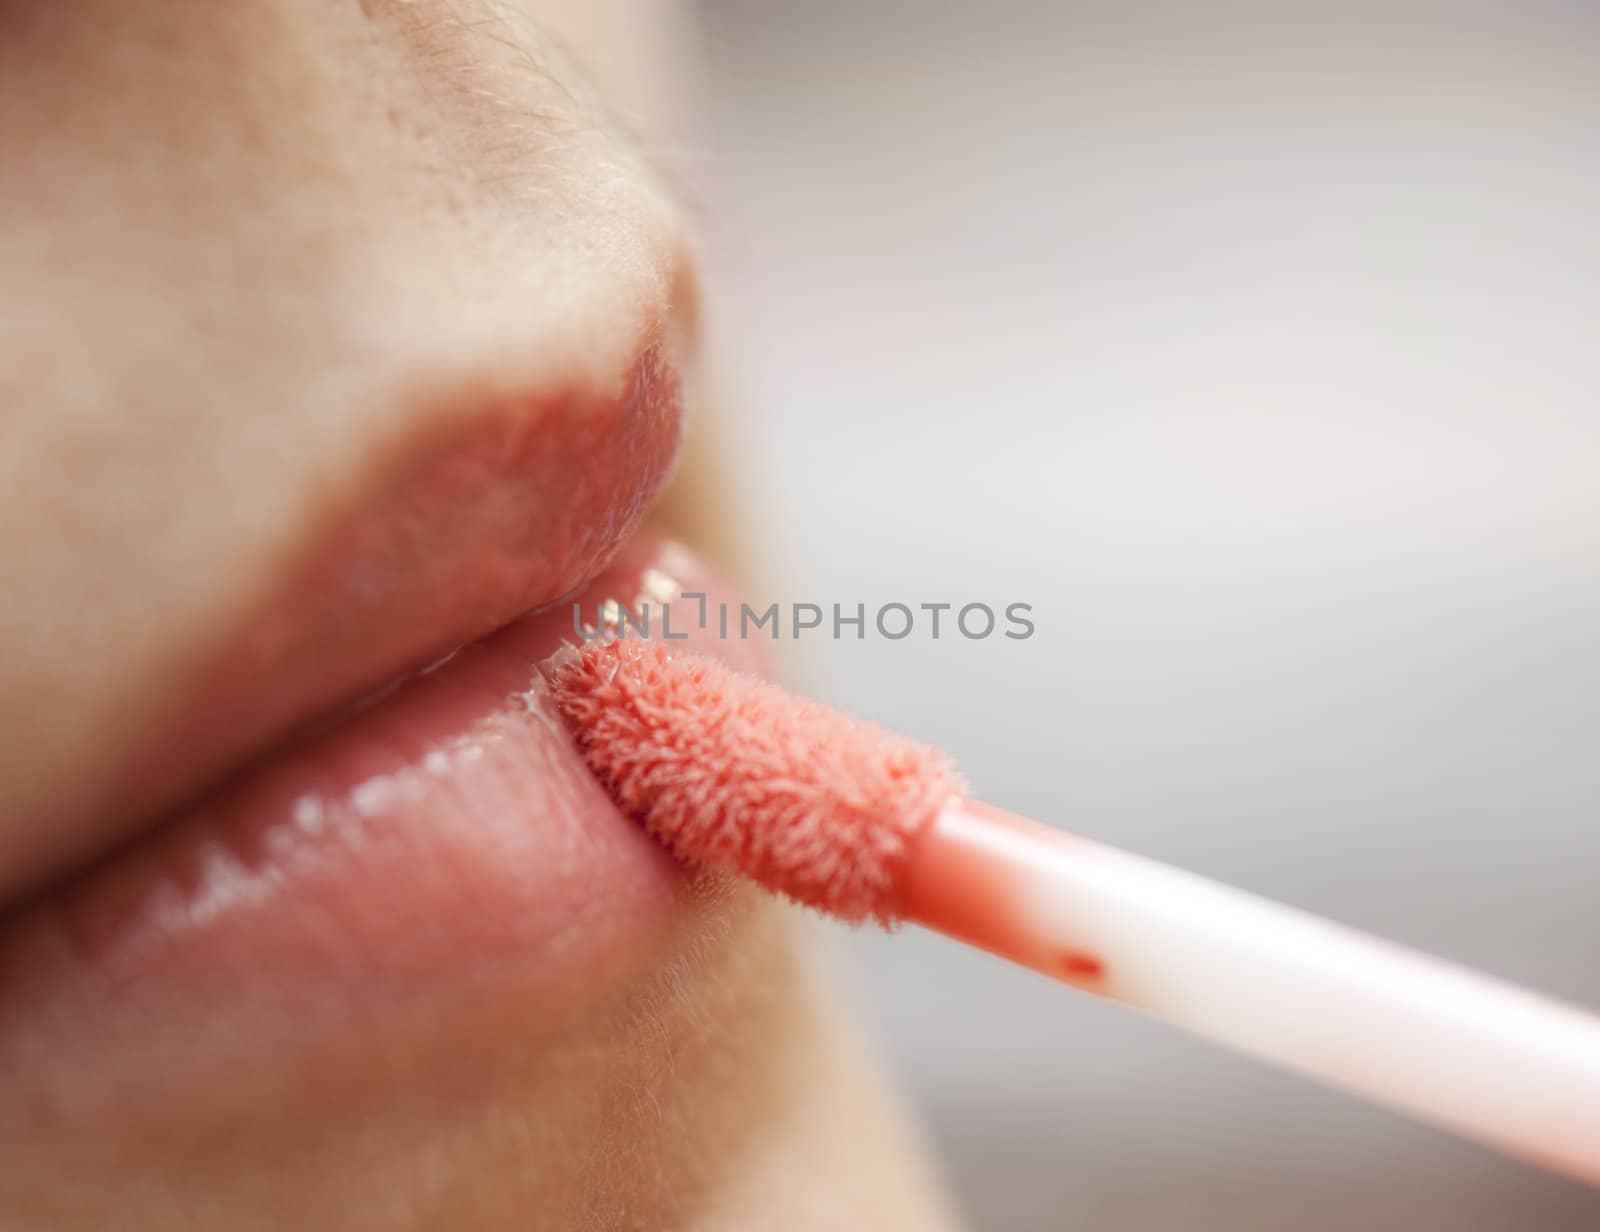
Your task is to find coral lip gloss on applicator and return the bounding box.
[548,638,1600,1187]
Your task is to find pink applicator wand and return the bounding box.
[548,638,1600,1186]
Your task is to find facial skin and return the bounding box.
[0,3,956,1227]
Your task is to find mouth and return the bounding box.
[0,221,764,1121]
[0,173,741,1127]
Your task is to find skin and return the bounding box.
[0,2,957,1227]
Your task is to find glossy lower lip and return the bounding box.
[0,534,763,1087]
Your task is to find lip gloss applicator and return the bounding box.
[547,637,1600,1186]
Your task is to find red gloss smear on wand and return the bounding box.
[549,639,1600,1188]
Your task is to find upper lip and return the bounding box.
[171,322,690,824]
[7,313,690,910]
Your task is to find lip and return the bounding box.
[0,533,765,1119]
[6,244,698,914]
[98,328,690,892]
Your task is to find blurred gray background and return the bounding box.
[696,3,1600,1228]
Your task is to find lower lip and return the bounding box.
[4,534,762,1055]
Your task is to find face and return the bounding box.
[0,3,955,1226]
